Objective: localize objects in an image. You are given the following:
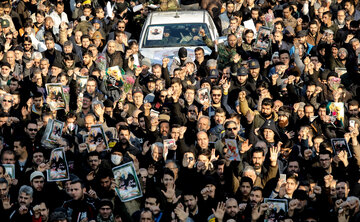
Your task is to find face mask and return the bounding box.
[111,154,122,165]
[68,123,76,131]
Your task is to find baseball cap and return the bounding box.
[92,18,101,25]
[209,69,219,79]
[237,67,249,76]
[147,75,157,83]
[248,59,260,69]
[132,86,143,95]
[30,171,45,182]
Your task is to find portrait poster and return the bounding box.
[113,162,143,202]
[148,26,164,40]
[106,66,124,82]
[86,124,109,152]
[331,138,352,158]
[254,26,271,50]
[263,198,288,221]
[164,139,176,150]
[225,139,240,161]
[46,83,66,111]
[46,120,64,142]
[197,88,211,105]
[327,102,344,127]
[76,75,89,93]
[47,147,70,182]
[3,164,15,179]
[163,139,176,160]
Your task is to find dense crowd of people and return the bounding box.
[0,0,360,221]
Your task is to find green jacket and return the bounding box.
[204,36,237,70]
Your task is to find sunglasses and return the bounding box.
[226,127,237,131]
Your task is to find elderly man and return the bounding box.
[1,93,13,114]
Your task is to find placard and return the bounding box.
[113,162,143,202]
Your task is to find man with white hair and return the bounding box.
[9,185,34,221]
[1,93,13,114]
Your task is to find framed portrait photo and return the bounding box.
[3,164,15,179]
[254,26,271,50]
[331,138,352,158]
[47,147,70,182]
[46,119,64,142]
[86,125,109,152]
[264,198,288,221]
[46,83,66,111]
[112,162,143,202]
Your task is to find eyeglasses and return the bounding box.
[160,95,166,98]
[28,128,38,132]
[3,100,12,103]
[226,127,237,131]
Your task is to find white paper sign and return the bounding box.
[147,26,164,40]
[244,19,257,34]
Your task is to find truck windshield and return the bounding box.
[142,23,211,48]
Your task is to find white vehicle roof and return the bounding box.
[145,10,210,25]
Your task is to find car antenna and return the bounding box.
[174,10,179,18]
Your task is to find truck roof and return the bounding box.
[147,10,208,25]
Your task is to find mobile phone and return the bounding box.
[350,120,355,128]
[280,174,286,181]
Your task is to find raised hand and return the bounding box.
[240,139,252,154]
[289,199,299,211]
[161,185,176,203]
[324,174,333,188]
[212,202,226,221]
[142,141,151,155]
[222,80,231,92]
[135,67,142,77]
[210,149,219,162]
[269,145,280,166]
[162,58,170,68]
[238,91,246,102]
[2,196,13,210]
[304,149,313,160]
[174,203,189,221]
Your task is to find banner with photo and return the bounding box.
[113,162,142,202]
[46,83,66,111]
[47,147,70,182]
